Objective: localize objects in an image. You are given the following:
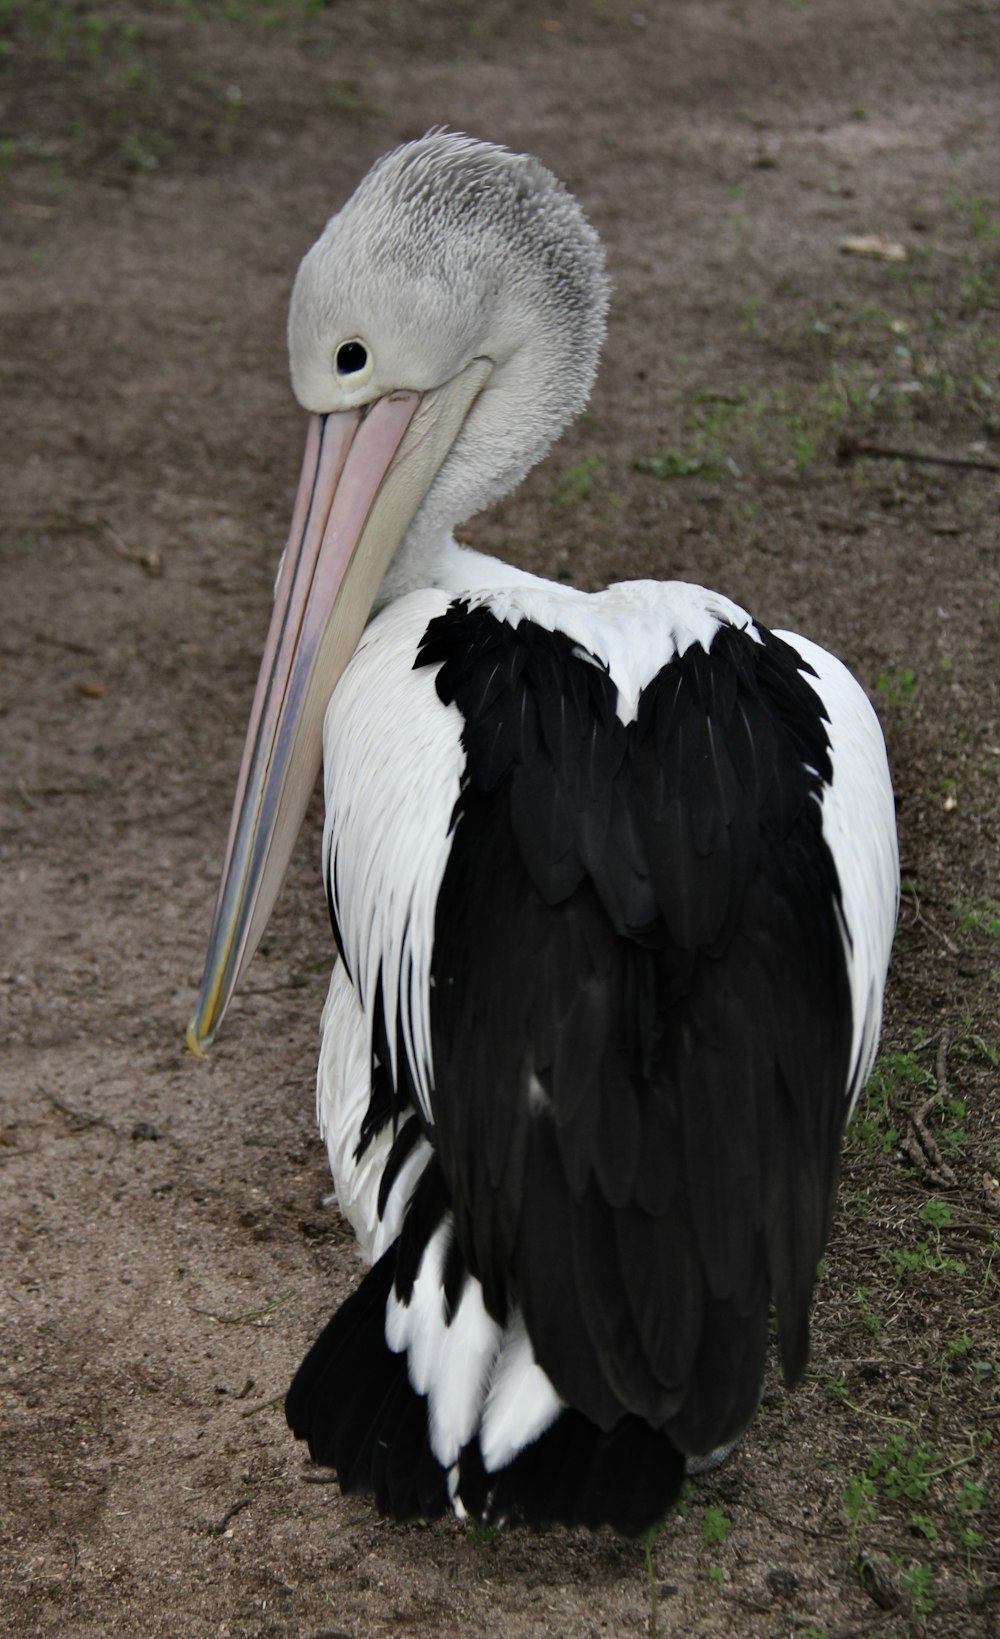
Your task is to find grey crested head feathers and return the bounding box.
[287,131,610,540]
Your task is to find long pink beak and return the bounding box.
[186,395,420,1053]
[186,355,492,1054]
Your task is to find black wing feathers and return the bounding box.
[285,1239,450,1522]
[417,602,851,1456]
[286,1156,688,1535]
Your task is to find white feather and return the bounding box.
[383,1217,564,1475]
[322,588,466,1126]
[478,1307,565,1472]
[776,631,899,1111]
[316,963,434,1263]
[466,576,762,724]
[385,1220,504,1468]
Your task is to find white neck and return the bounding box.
[374,532,546,611]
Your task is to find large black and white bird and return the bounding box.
[187,132,899,1537]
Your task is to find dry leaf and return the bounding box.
[840,233,907,262]
[77,680,108,699]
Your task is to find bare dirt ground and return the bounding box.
[2,3,998,1636]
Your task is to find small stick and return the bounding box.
[56,508,163,576]
[192,1291,293,1326]
[42,1089,121,1156]
[208,1497,252,1536]
[898,882,960,956]
[902,1035,956,1187]
[837,433,1000,474]
[241,1390,287,1419]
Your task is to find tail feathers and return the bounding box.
[286,1247,688,1536]
[457,1408,686,1537]
[285,1248,449,1521]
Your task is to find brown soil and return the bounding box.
[2,3,998,1636]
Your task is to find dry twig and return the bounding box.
[42,1089,121,1156]
[901,1035,957,1187]
[208,1497,252,1536]
[837,433,1000,474]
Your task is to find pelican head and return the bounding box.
[187,132,609,1052]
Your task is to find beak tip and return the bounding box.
[185,1018,211,1059]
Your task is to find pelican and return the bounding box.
[187,132,898,1536]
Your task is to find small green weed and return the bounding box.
[855,1286,881,1336]
[701,1505,731,1548]
[961,1524,985,1568]
[635,447,714,480]
[941,1331,973,1388]
[867,1436,940,1502]
[465,1519,501,1549]
[891,1243,966,1278]
[938,1096,968,1159]
[909,1511,938,1540]
[968,1034,999,1068]
[919,1199,954,1235]
[555,454,600,505]
[947,190,1000,242]
[956,899,1000,943]
[957,1478,986,1514]
[848,1044,933,1155]
[874,667,918,712]
[842,1471,877,1551]
[889,1199,966,1278]
[901,1562,935,1618]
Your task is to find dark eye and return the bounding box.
[336,340,369,376]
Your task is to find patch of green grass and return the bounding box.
[555,454,600,505]
[739,293,761,335]
[465,1519,501,1549]
[844,1419,993,1589]
[909,1511,938,1540]
[855,1286,881,1336]
[847,1042,933,1156]
[947,190,1000,242]
[940,1330,974,1389]
[868,1436,942,1503]
[635,390,747,481]
[635,383,823,483]
[901,1561,935,1618]
[890,1235,966,1280]
[965,1033,999,1068]
[635,447,717,481]
[874,666,918,713]
[842,1470,877,1553]
[0,0,350,185]
[919,1199,954,1234]
[957,1478,986,1515]
[956,898,1000,943]
[701,1504,731,1548]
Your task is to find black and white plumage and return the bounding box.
[188,133,899,1537]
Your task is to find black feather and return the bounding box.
[419,601,852,1458]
